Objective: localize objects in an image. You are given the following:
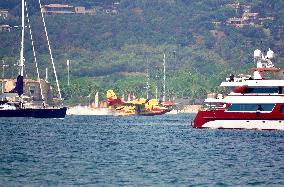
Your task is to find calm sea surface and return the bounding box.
[0,114,283,186]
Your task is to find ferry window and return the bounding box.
[227,104,274,111]
[281,106,284,113]
[243,87,279,94]
[280,87,284,94]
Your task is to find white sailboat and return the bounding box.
[0,0,67,118]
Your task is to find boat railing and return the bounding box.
[225,74,252,82]
[200,102,226,111]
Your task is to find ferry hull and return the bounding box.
[194,108,284,130]
[0,107,67,118]
[201,120,284,130]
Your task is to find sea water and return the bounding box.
[0,114,283,186]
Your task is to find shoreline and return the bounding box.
[177,105,201,114]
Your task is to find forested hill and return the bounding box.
[0,0,284,103]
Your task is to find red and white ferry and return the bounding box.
[194,49,284,130]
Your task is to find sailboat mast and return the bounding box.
[162,53,166,102]
[155,86,158,99]
[67,60,70,86]
[95,92,99,108]
[20,0,25,76]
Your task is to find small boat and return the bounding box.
[0,0,66,118]
[194,48,284,130]
[166,109,179,115]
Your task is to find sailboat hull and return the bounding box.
[0,107,67,118]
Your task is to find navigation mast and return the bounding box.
[146,58,149,99]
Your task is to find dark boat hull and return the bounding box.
[0,107,67,118]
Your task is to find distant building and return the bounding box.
[75,6,86,14]
[211,21,222,29]
[242,12,260,25]
[75,6,96,14]
[105,9,118,14]
[114,2,120,6]
[41,4,96,15]
[227,2,241,10]
[0,25,11,32]
[226,17,243,27]
[243,5,252,13]
[104,1,120,15]
[0,9,8,19]
[0,79,53,103]
[41,4,75,14]
[226,13,260,28]
[84,8,96,15]
[226,2,274,28]
[227,3,251,14]
[259,17,275,21]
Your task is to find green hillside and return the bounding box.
[0,0,283,104]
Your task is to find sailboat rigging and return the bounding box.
[0,0,67,118]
